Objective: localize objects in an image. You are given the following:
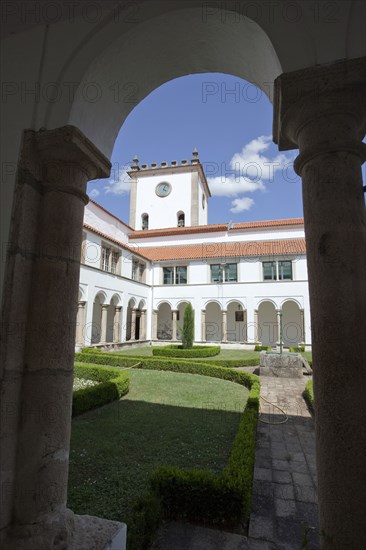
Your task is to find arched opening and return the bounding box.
[282,300,303,348]
[257,301,277,347]
[227,301,246,342]
[126,298,136,341]
[177,211,185,227]
[205,302,222,342]
[91,292,107,344]
[141,213,149,230]
[157,302,172,340]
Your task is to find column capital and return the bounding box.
[114,306,122,311]
[273,57,366,157]
[25,125,111,203]
[101,304,109,310]
[78,300,86,307]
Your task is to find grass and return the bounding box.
[68,368,249,529]
[303,379,314,412]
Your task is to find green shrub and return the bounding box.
[181,303,195,349]
[81,347,102,353]
[303,379,314,413]
[152,345,220,358]
[73,363,129,416]
[254,345,272,351]
[289,345,305,352]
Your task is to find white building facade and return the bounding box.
[77,154,311,350]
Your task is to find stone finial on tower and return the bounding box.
[191,148,200,164]
[131,155,140,170]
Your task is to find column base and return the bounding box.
[1,509,127,550]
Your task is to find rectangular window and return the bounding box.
[132,260,139,281]
[235,310,244,322]
[110,250,120,274]
[279,260,292,280]
[163,267,174,285]
[225,263,237,282]
[163,266,188,285]
[263,261,277,281]
[210,264,222,283]
[101,246,110,272]
[175,266,187,285]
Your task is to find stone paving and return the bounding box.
[249,376,319,550]
[151,374,319,550]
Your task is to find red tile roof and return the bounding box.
[129,218,304,239]
[83,224,306,262]
[139,238,306,261]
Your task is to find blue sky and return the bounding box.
[88,73,304,224]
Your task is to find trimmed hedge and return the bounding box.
[254,345,272,351]
[152,345,220,358]
[73,363,129,416]
[303,379,314,413]
[289,345,305,352]
[75,352,259,370]
[81,347,102,354]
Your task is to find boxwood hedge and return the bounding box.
[152,345,220,358]
[73,363,129,416]
[75,351,259,370]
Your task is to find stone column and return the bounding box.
[201,309,206,342]
[274,58,366,549]
[140,310,147,340]
[222,310,227,342]
[243,309,248,342]
[100,304,109,343]
[113,306,122,343]
[254,309,258,343]
[131,309,137,340]
[172,310,178,340]
[276,309,281,347]
[75,301,86,346]
[3,126,111,548]
[299,308,305,344]
[152,309,158,340]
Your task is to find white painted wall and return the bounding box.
[134,172,193,229]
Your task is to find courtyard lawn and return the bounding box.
[68,368,249,531]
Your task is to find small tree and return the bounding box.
[182,303,195,349]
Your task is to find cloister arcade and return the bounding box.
[1,1,365,548]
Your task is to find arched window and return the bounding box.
[177,211,185,227]
[141,213,149,230]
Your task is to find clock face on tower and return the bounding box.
[155,182,172,197]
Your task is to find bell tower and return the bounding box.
[128,150,210,230]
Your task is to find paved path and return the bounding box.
[151,375,319,550]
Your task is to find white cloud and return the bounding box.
[89,188,100,199]
[208,175,265,197]
[207,135,294,213]
[230,197,255,213]
[104,167,131,195]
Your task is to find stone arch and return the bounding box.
[157,302,172,340]
[281,299,304,347]
[126,297,136,341]
[226,300,247,342]
[63,7,283,158]
[91,291,107,344]
[257,300,277,347]
[205,301,222,342]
